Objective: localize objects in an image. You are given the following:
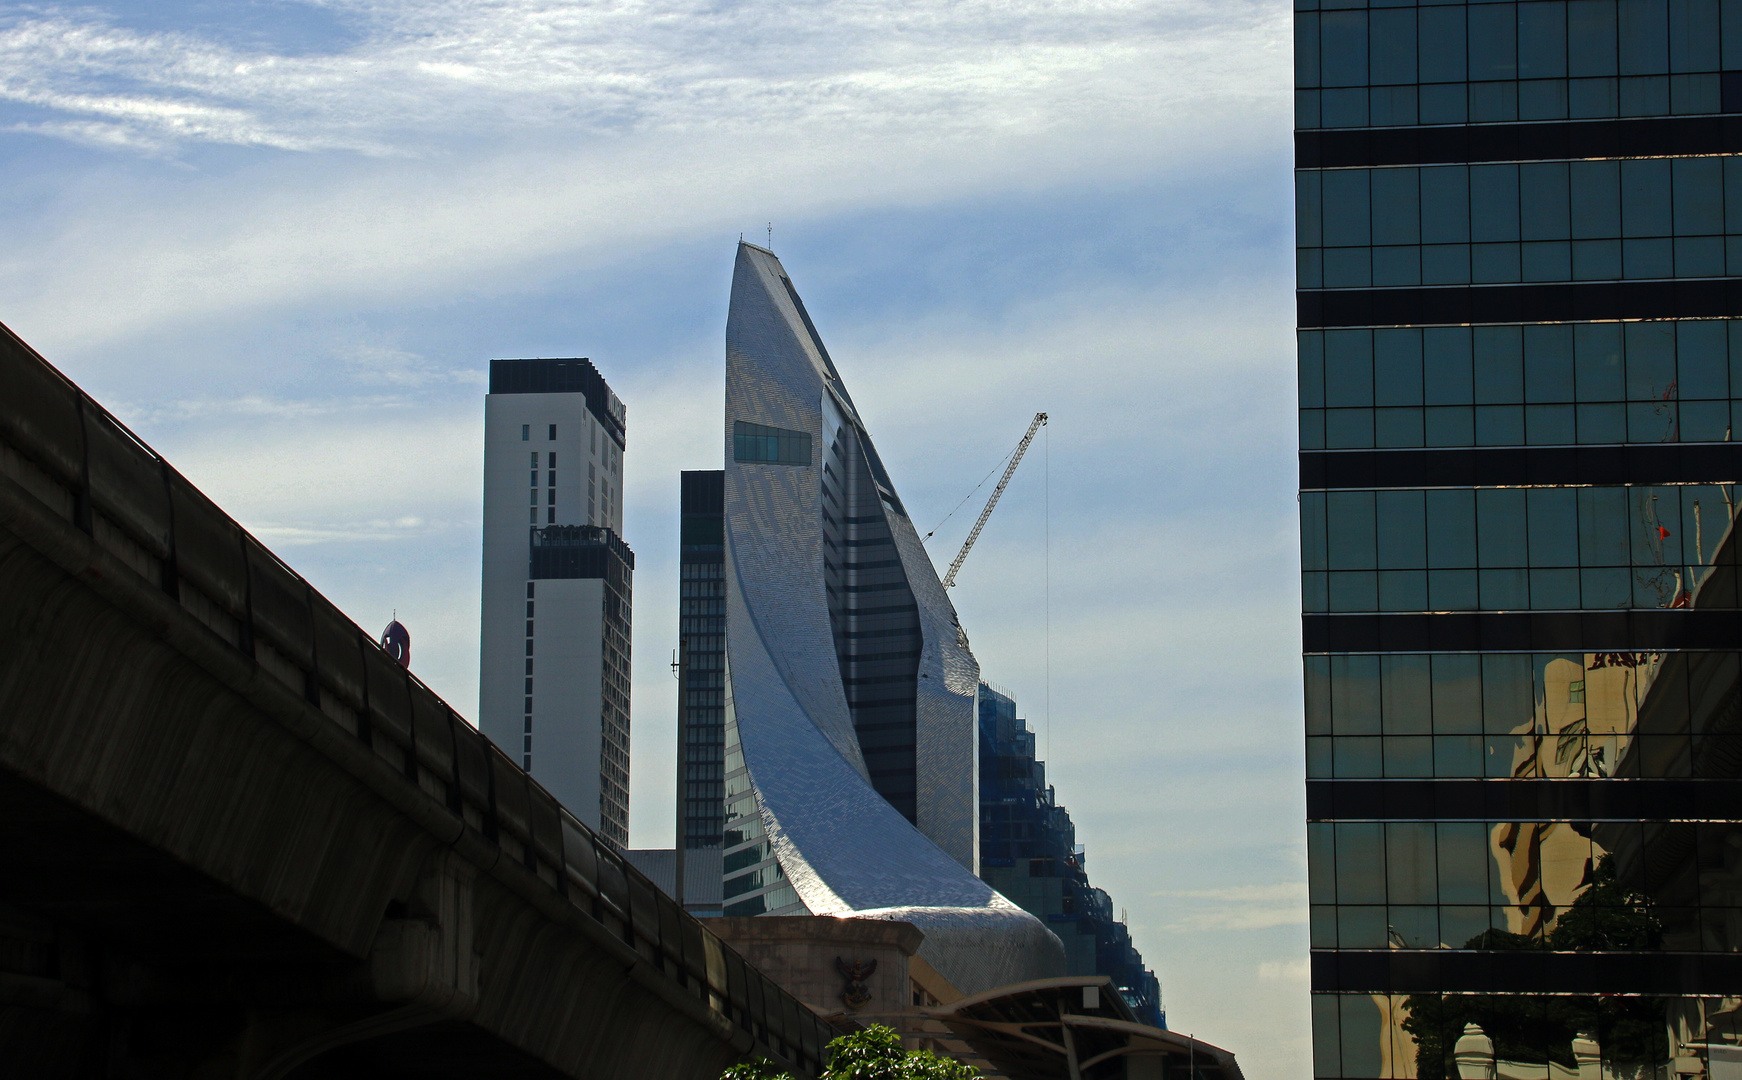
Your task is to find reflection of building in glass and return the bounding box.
[1298,4,1742,1074]
[718,241,1063,994]
[977,682,1165,1027]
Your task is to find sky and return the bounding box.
[0,1,1303,1074]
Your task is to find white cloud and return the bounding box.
[0,0,1289,354]
[1156,883,1308,932]
[0,1,1284,153]
[116,393,419,424]
[1161,884,1307,903]
[155,407,482,527]
[1165,907,1307,933]
[1258,957,1311,984]
[1165,906,1307,933]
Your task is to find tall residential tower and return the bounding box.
[1299,4,1742,1076]
[480,358,634,847]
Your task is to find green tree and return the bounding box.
[722,1025,978,1080]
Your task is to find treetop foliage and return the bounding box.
[721,1025,979,1080]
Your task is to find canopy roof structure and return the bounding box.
[925,977,1243,1080]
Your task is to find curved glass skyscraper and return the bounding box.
[719,242,1063,994]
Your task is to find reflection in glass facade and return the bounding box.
[1301,322,1742,450]
[1299,2,1742,1076]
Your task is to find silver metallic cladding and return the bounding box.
[725,249,865,777]
[722,242,1063,994]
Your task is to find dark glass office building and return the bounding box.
[1299,3,1742,1076]
[679,471,727,851]
[977,683,1166,1028]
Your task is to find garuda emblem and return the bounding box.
[836,957,877,1010]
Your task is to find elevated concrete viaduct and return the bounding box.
[0,323,831,1079]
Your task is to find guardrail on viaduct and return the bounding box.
[0,320,832,1077]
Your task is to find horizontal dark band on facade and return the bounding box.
[1313,949,1742,996]
[1307,778,1742,822]
[850,702,916,716]
[863,744,917,760]
[1301,443,1742,490]
[845,695,919,708]
[1304,610,1742,653]
[1299,278,1742,329]
[1297,114,1742,171]
[852,723,916,735]
[843,604,919,617]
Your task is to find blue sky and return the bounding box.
[0,1,1302,1073]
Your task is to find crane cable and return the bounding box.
[941,412,1048,589]
[922,447,1019,544]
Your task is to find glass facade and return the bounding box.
[1299,2,1742,1076]
[719,691,802,916]
[732,420,812,466]
[977,683,1166,1028]
[685,469,801,916]
[1301,322,1742,450]
[1302,483,1735,611]
[675,469,808,915]
[1298,158,1742,290]
[822,420,923,822]
[1296,1,1742,130]
[679,471,727,851]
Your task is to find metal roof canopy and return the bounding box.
[924,976,1244,1080]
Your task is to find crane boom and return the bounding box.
[941,412,1047,588]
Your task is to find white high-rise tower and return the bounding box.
[479,358,633,847]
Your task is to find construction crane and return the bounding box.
[941,412,1047,588]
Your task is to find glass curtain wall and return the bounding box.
[679,471,727,850]
[683,468,804,914]
[977,683,1167,1028]
[1299,2,1742,1077]
[821,421,923,822]
[720,671,804,917]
